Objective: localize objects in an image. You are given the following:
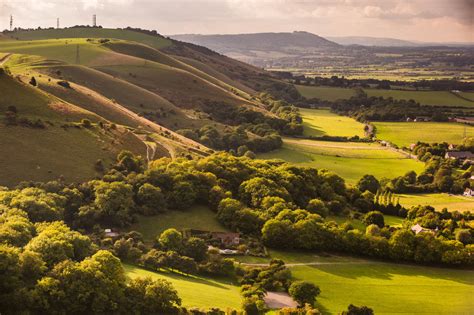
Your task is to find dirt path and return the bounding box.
[0,53,12,65]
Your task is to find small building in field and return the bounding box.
[104,228,119,238]
[414,116,431,122]
[463,188,474,197]
[409,143,416,151]
[445,151,474,160]
[411,224,434,235]
[211,232,240,246]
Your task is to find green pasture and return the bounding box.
[128,206,228,242]
[399,193,474,212]
[258,139,424,184]
[300,108,365,138]
[124,264,241,310]
[374,121,473,147]
[296,85,356,101]
[365,89,474,107]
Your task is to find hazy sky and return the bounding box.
[1,0,473,42]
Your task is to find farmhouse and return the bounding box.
[463,188,474,197]
[211,232,240,246]
[444,151,474,160]
[104,228,119,238]
[411,224,434,235]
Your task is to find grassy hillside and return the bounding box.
[258,138,424,184]
[374,122,473,147]
[399,193,474,212]
[6,28,172,49]
[0,124,146,187]
[296,85,356,101]
[300,108,366,138]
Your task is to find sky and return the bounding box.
[0,0,473,43]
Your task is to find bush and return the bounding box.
[363,211,384,228]
[288,281,320,307]
[81,119,92,128]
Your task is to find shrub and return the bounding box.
[288,281,320,307]
[363,211,384,228]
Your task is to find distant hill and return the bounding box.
[171,31,339,53]
[326,36,419,47]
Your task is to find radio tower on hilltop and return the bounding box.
[93,14,97,27]
[9,15,13,31]
[57,18,59,29]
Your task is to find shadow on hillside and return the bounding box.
[126,264,235,290]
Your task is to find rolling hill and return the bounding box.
[0,27,296,186]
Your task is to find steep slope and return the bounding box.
[0,73,147,186]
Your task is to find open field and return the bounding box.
[374,121,473,147]
[292,256,474,314]
[129,206,227,242]
[237,251,474,314]
[295,84,474,107]
[365,89,474,107]
[300,108,365,138]
[399,193,474,212]
[124,264,241,309]
[295,85,356,101]
[258,138,424,184]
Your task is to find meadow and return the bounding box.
[295,85,356,101]
[124,264,241,309]
[365,89,474,107]
[128,206,227,242]
[398,193,474,212]
[258,139,425,184]
[295,84,474,107]
[236,250,474,314]
[299,108,365,138]
[374,121,473,147]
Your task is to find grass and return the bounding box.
[398,193,474,212]
[123,264,241,310]
[300,108,365,138]
[237,251,474,314]
[295,85,474,107]
[292,257,474,314]
[258,139,425,184]
[0,125,145,187]
[374,122,473,147]
[129,205,228,242]
[365,89,474,107]
[7,28,172,50]
[296,85,356,101]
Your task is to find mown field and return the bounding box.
[258,138,424,184]
[374,122,473,147]
[300,108,365,138]
[295,85,356,101]
[124,264,241,310]
[399,193,474,212]
[236,250,474,314]
[295,85,474,107]
[365,89,474,107]
[129,206,227,242]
